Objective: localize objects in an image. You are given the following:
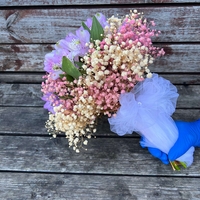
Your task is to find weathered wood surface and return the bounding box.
[0,84,42,106]
[1,6,200,43]
[0,73,43,83]
[1,44,200,72]
[1,0,200,6]
[1,173,200,200]
[0,136,200,176]
[0,107,48,134]
[1,73,200,85]
[0,107,200,135]
[161,74,200,85]
[0,44,53,71]
[0,1,200,200]
[1,83,200,107]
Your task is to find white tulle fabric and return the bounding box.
[108,73,194,166]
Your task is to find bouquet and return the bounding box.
[41,10,193,170]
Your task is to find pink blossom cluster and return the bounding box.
[119,15,165,57]
[87,67,142,117]
[41,74,71,111]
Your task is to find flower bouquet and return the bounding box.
[41,10,193,170]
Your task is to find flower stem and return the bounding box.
[169,161,176,171]
[169,160,187,171]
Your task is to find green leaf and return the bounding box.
[59,74,74,82]
[173,164,180,171]
[90,16,104,42]
[61,56,82,80]
[180,162,187,169]
[74,61,86,75]
[79,68,86,75]
[82,22,91,33]
[66,74,74,82]
[59,74,65,79]
[74,61,83,68]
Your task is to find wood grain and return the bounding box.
[1,6,200,43]
[1,0,199,6]
[151,44,200,73]
[1,83,200,108]
[1,73,200,85]
[1,44,200,72]
[0,107,48,134]
[0,107,200,135]
[0,44,52,71]
[0,173,200,200]
[0,73,44,83]
[161,74,200,85]
[0,135,199,176]
[0,84,43,106]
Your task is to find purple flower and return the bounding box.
[44,13,107,81]
[81,13,108,30]
[50,70,63,80]
[42,92,51,102]
[85,18,92,28]
[44,50,59,73]
[76,28,90,45]
[44,48,70,79]
[42,93,55,113]
[64,33,82,51]
[95,13,108,28]
[44,101,55,113]
[55,29,90,62]
[64,31,89,56]
[44,49,68,72]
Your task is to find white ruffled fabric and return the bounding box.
[108,73,194,167]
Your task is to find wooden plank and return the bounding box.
[0,136,200,176]
[0,173,199,200]
[1,44,200,72]
[0,107,48,134]
[1,83,200,107]
[1,0,200,6]
[1,7,200,43]
[1,73,200,85]
[172,109,200,121]
[161,74,200,85]
[151,44,200,73]
[177,85,200,108]
[0,73,44,83]
[0,84,43,106]
[0,44,52,71]
[0,107,200,135]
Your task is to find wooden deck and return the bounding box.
[0,1,200,199]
